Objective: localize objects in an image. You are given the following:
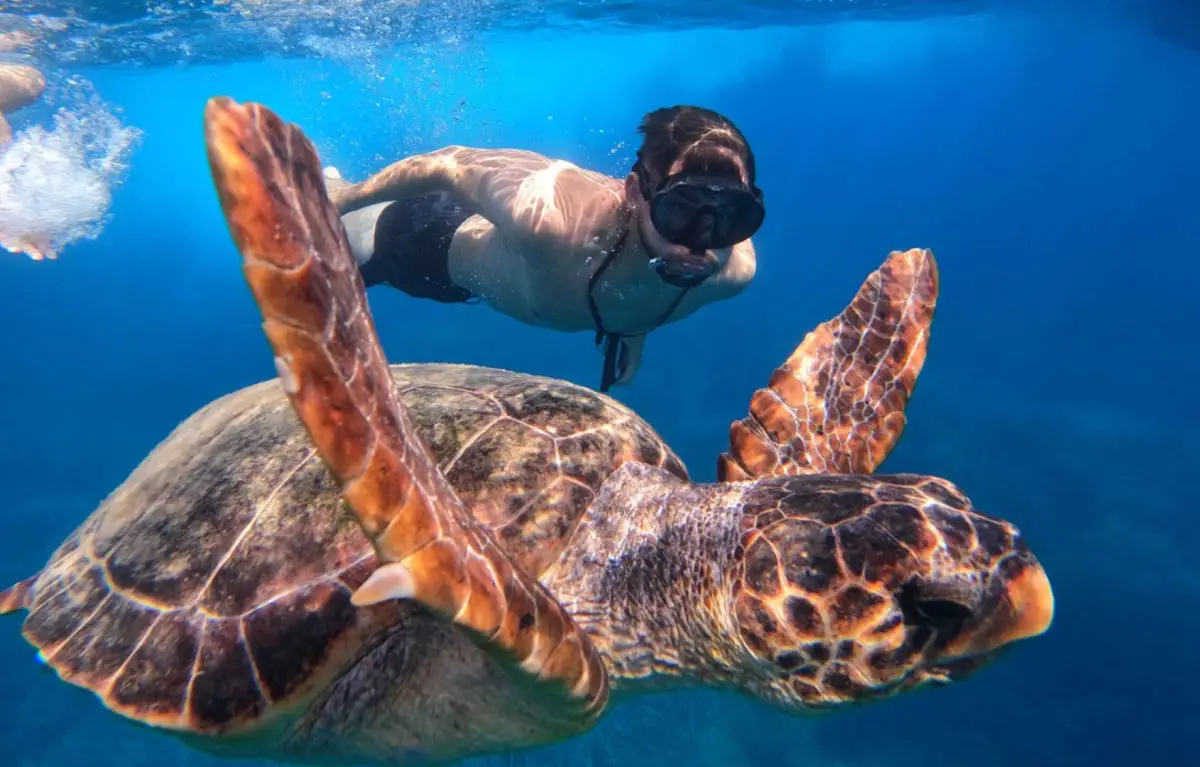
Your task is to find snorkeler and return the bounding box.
[0,63,44,149]
[0,61,53,261]
[327,105,764,391]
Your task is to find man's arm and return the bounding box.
[329,147,588,245]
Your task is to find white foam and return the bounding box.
[0,80,141,261]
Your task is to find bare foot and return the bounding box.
[0,232,57,261]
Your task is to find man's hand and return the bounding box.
[651,248,720,284]
[322,166,351,203]
[610,334,646,388]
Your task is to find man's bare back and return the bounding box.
[330,106,764,390]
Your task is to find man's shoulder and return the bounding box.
[440,147,616,186]
[436,145,559,171]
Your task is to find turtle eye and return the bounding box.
[914,599,973,624]
[897,581,973,627]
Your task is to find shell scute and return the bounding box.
[24,561,107,651]
[400,384,503,462]
[52,593,158,690]
[99,404,317,608]
[495,381,608,436]
[495,478,595,574]
[444,418,557,529]
[243,580,358,703]
[109,611,200,722]
[556,431,622,487]
[189,618,268,730]
[200,462,362,618]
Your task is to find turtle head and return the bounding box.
[730,474,1054,711]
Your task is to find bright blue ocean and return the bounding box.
[1,1,1198,765]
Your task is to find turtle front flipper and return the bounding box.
[203,97,608,733]
[0,576,34,614]
[718,248,938,481]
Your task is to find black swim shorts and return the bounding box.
[360,191,476,304]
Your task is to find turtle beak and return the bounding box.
[996,559,1055,643]
[942,557,1055,659]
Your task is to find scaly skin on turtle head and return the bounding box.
[726,474,1054,709]
[545,465,1054,711]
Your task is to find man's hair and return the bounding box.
[634,105,756,187]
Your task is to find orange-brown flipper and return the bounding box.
[718,248,938,481]
[0,576,34,615]
[203,97,608,732]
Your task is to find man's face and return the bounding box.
[623,160,723,282]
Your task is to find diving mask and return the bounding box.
[643,169,765,251]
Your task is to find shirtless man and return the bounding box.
[0,62,44,150]
[0,61,51,260]
[328,105,765,391]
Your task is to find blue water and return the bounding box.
[2,4,1199,766]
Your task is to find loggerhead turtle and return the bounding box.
[0,97,1054,766]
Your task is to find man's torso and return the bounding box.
[441,152,753,335]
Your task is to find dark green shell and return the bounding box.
[16,363,687,736]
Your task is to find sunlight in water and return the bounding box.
[0,77,141,261]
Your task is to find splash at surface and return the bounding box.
[0,76,140,261]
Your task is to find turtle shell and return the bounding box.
[17,363,686,738]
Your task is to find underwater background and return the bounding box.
[2,1,1198,765]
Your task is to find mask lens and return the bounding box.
[714,194,764,246]
[653,194,700,238]
[651,177,764,249]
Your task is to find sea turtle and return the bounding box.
[0,97,1054,766]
